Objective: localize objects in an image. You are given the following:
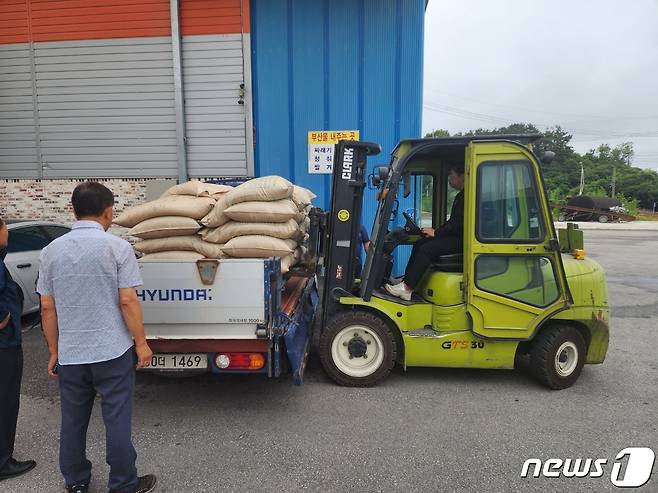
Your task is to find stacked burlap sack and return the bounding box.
[113,177,315,273]
[199,176,314,273]
[113,181,233,260]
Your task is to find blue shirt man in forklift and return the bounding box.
[385,162,465,301]
[355,224,371,276]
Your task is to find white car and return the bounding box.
[2,221,71,316]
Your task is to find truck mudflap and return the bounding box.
[274,276,318,385]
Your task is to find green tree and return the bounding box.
[423,123,658,210]
[424,129,451,138]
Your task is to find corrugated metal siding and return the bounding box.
[0,44,38,178]
[35,37,178,178]
[252,0,424,274]
[28,0,171,42]
[181,0,243,36]
[182,34,248,177]
[0,0,29,44]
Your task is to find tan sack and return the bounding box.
[299,216,310,232]
[134,236,225,259]
[201,218,301,244]
[280,247,304,274]
[291,186,316,211]
[127,216,201,240]
[162,181,233,199]
[114,196,215,228]
[280,253,296,274]
[223,176,293,207]
[200,195,230,228]
[224,199,300,223]
[140,251,204,260]
[222,235,297,258]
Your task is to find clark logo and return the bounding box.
[342,147,354,179]
[521,447,655,488]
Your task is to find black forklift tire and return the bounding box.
[530,325,586,390]
[319,310,397,387]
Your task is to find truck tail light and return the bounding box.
[215,353,265,370]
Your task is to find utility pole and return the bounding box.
[578,162,585,196]
[611,166,616,198]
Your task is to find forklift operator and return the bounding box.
[384,162,465,301]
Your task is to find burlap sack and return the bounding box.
[201,218,302,244]
[140,251,204,260]
[200,195,230,228]
[291,186,316,211]
[280,253,296,274]
[134,235,225,259]
[114,196,215,228]
[223,176,293,207]
[224,199,301,223]
[299,216,310,232]
[221,235,297,258]
[162,181,233,199]
[127,216,201,240]
[280,247,304,274]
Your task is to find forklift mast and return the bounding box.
[318,140,381,329]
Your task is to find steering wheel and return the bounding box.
[402,211,423,236]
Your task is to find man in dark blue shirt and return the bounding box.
[0,217,37,482]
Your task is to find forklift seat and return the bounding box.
[430,253,463,273]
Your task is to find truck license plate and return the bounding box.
[149,353,208,370]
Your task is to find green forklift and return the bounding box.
[310,135,609,389]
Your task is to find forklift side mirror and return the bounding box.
[369,166,390,189]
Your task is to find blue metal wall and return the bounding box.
[251,0,425,272]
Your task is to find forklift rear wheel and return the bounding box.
[319,311,397,387]
[530,325,586,390]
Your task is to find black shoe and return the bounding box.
[0,458,37,481]
[66,483,89,493]
[108,474,157,493]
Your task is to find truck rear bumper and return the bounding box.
[145,339,271,375]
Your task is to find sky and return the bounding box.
[422,0,658,171]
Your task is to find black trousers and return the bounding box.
[404,236,463,288]
[0,345,23,470]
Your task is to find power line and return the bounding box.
[423,101,658,139]
[424,88,658,123]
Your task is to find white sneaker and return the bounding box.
[384,282,412,301]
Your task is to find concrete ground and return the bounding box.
[8,229,658,493]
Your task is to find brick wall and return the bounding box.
[0,178,171,226]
